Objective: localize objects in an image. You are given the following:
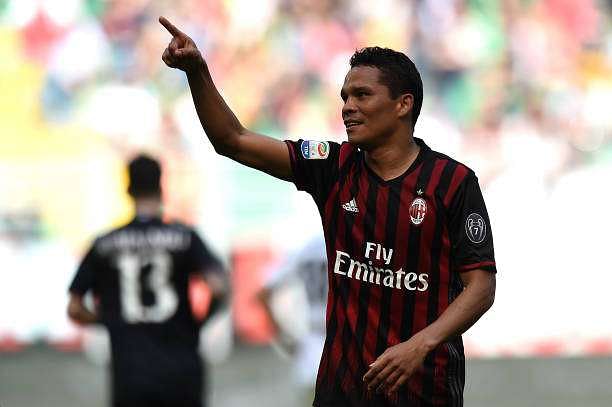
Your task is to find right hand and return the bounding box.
[159,16,204,73]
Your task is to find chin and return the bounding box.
[346,130,372,149]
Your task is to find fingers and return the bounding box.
[161,48,173,67]
[162,41,186,66]
[387,371,410,394]
[362,359,383,383]
[159,16,184,37]
[371,365,395,393]
[364,358,393,392]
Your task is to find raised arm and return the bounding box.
[159,16,292,181]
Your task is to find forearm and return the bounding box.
[67,299,98,325]
[417,273,495,351]
[186,62,245,156]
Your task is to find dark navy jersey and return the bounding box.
[286,138,496,407]
[69,216,222,404]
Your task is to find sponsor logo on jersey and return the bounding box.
[331,241,429,291]
[333,250,429,291]
[300,140,330,159]
[465,213,487,243]
[409,197,427,225]
[342,197,359,213]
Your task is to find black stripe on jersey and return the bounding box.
[399,154,436,341]
[421,160,457,403]
[446,339,465,407]
[374,179,402,356]
[398,155,437,406]
[352,171,379,362]
[318,160,351,391]
[333,163,364,394]
[434,161,458,226]
[446,274,466,406]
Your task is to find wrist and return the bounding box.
[185,57,207,77]
[415,328,442,353]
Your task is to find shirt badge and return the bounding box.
[465,213,487,243]
[301,140,329,159]
[342,197,359,213]
[409,197,427,225]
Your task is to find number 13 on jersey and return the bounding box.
[117,250,178,323]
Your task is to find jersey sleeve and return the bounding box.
[186,230,223,275]
[68,243,99,295]
[285,139,341,205]
[447,172,497,273]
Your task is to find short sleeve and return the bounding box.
[447,172,497,273]
[69,243,99,295]
[285,139,341,204]
[186,230,223,276]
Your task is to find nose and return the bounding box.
[342,97,357,119]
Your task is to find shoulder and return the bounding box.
[427,144,474,174]
[338,141,359,168]
[420,143,479,207]
[165,219,192,232]
[93,222,131,250]
[426,146,477,183]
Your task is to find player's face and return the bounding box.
[341,66,404,149]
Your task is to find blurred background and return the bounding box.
[1,0,612,406]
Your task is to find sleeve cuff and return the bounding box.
[456,261,497,273]
[284,140,305,191]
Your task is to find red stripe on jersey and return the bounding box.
[327,173,353,382]
[386,165,423,347]
[339,142,353,169]
[457,261,496,272]
[327,293,347,388]
[324,182,341,324]
[434,229,452,404]
[341,173,369,393]
[361,183,389,364]
[443,164,469,207]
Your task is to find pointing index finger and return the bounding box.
[159,16,183,37]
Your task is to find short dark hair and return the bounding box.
[127,154,161,198]
[349,47,423,126]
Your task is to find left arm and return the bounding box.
[67,294,98,325]
[202,269,229,319]
[363,268,495,396]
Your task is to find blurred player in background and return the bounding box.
[67,154,227,407]
[160,16,496,407]
[258,235,328,405]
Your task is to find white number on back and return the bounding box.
[117,250,178,323]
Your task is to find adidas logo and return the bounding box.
[342,198,359,213]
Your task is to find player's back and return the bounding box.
[72,215,214,402]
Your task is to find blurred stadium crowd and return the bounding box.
[1,0,612,354]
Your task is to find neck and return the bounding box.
[364,135,420,181]
[134,197,162,218]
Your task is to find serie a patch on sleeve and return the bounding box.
[300,140,330,159]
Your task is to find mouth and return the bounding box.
[344,120,363,130]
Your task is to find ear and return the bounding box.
[396,93,414,120]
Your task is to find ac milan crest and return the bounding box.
[409,197,427,225]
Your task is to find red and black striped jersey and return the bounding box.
[286,138,496,407]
